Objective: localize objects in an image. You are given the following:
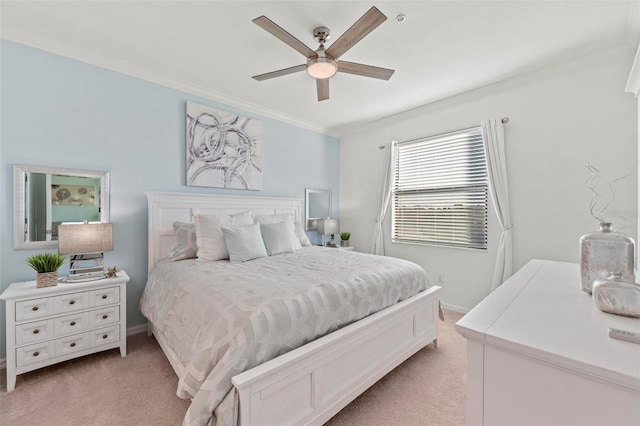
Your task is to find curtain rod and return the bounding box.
[379,117,510,149]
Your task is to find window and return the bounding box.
[392,126,488,249]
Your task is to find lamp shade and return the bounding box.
[318,218,339,235]
[58,223,113,255]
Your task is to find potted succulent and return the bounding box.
[26,253,66,288]
[340,232,351,247]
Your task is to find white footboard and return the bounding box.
[231,286,440,425]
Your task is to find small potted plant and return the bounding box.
[340,232,351,247]
[26,253,66,288]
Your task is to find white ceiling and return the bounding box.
[2,1,639,136]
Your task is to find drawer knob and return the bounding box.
[101,295,108,300]
[33,351,40,357]
[70,343,76,348]
[33,329,40,334]
[69,300,75,305]
[102,334,108,339]
[102,315,108,319]
[70,321,76,326]
[32,306,39,312]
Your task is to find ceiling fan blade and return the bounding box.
[337,61,395,80]
[252,64,307,81]
[317,78,329,101]
[253,16,317,58]
[325,6,387,60]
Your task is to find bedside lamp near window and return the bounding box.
[318,218,339,247]
[58,222,113,282]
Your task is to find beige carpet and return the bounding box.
[0,310,466,425]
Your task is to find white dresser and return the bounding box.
[456,260,640,425]
[1,271,129,392]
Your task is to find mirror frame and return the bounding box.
[13,164,110,249]
[305,188,331,231]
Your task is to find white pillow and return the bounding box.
[194,210,254,261]
[260,222,296,256]
[222,223,267,263]
[294,222,312,247]
[167,221,198,261]
[254,213,302,250]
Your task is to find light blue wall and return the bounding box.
[0,40,340,358]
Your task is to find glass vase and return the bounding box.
[580,222,635,294]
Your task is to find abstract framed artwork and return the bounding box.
[186,102,263,190]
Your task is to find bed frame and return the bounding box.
[146,191,440,425]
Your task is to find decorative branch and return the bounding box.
[585,163,636,226]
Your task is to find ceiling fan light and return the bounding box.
[307,57,337,79]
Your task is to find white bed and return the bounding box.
[143,191,441,426]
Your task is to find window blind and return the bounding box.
[392,126,488,249]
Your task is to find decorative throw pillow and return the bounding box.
[260,222,296,256]
[167,222,198,261]
[194,210,254,261]
[254,213,302,250]
[221,223,267,263]
[294,221,312,247]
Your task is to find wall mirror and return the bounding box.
[14,164,110,249]
[305,188,331,231]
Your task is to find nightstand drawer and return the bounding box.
[16,340,56,367]
[55,292,89,313]
[92,325,119,348]
[91,287,119,307]
[89,306,119,328]
[16,298,54,322]
[55,312,89,336]
[56,333,90,357]
[16,319,55,345]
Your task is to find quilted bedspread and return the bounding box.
[139,246,429,425]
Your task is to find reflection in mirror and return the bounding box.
[14,165,110,250]
[305,188,331,231]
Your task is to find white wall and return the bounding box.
[340,51,638,313]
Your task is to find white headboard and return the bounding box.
[146,192,303,273]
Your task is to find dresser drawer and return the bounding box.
[92,325,120,348]
[16,340,56,367]
[15,298,55,322]
[89,306,119,328]
[16,319,55,345]
[55,312,89,336]
[56,333,91,357]
[55,292,89,314]
[91,287,119,307]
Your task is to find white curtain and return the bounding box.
[372,142,397,255]
[482,119,513,291]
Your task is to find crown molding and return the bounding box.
[625,44,640,97]
[1,34,338,138]
[338,43,636,138]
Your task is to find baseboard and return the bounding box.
[126,323,148,336]
[0,323,149,370]
[441,302,470,314]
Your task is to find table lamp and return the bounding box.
[317,218,339,247]
[58,222,113,282]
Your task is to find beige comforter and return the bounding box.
[139,246,429,425]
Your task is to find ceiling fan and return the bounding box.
[252,6,395,101]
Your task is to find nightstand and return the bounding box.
[324,245,354,251]
[0,271,129,392]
